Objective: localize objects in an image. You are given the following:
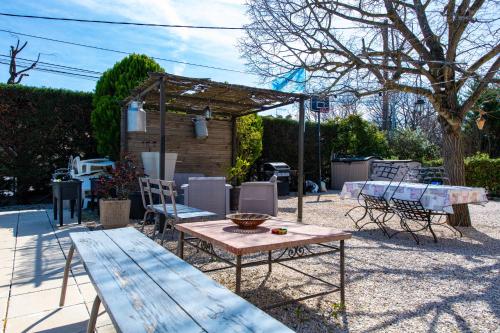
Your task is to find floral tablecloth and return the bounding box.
[340,181,488,214]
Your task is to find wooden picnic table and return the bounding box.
[176,219,352,309]
[59,227,293,333]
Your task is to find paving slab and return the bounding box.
[0,208,111,332]
[0,249,15,269]
[4,303,89,333]
[0,296,7,319]
[7,284,84,318]
[84,300,113,328]
[10,272,77,296]
[96,324,118,333]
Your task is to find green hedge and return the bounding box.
[424,153,500,196]
[0,84,96,203]
[261,115,389,182]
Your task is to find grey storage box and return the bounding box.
[330,156,380,190]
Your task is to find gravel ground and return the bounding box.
[147,193,499,333]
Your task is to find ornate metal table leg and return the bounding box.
[235,255,242,294]
[177,231,184,259]
[340,240,345,307]
[87,295,101,333]
[59,244,75,306]
[268,251,272,273]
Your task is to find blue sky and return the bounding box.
[0,0,259,92]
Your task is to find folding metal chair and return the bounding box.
[345,162,402,236]
[390,167,462,244]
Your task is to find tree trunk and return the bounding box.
[439,117,471,227]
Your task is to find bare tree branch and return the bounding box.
[7,40,40,84]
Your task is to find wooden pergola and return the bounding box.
[122,72,309,220]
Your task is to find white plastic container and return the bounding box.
[127,101,147,132]
[141,152,177,180]
[193,115,208,139]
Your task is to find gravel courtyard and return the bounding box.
[1,194,498,333]
[157,193,500,333]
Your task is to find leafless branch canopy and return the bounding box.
[240,0,500,127]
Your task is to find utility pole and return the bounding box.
[381,19,390,131]
[316,109,321,188]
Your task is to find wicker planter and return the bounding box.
[99,199,131,229]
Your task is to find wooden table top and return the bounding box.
[176,219,352,255]
[70,228,293,333]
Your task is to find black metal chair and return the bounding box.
[390,167,462,244]
[346,162,402,237]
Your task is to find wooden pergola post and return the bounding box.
[159,76,166,180]
[231,116,237,168]
[120,106,128,157]
[297,97,305,221]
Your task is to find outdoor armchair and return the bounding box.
[238,175,278,216]
[181,177,231,218]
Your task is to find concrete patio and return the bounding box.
[0,209,114,333]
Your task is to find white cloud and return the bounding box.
[64,0,249,70]
[172,63,186,75]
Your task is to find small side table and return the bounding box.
[52,180,82,226]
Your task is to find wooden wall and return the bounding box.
[126,112,233,176]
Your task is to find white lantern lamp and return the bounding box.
[204,105,212,120]
[414,97,425,113]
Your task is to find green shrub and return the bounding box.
[228,114,263,184]
[422,158,443,167]
[329,115,389,158]
[0,84,96,203]
[92,54,163,159]
[464,153,500,196]
[261,114,389,182]
[389,129,440,162]
[424,153,499,196]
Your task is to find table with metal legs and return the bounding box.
[176,219,350,309]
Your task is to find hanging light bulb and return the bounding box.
[476,111,486,130]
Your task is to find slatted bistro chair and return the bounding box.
[405,166,450,185]
[346,162,402,236]
[139,177,217,245]
[390,167,462,244]
[138,177,157,234]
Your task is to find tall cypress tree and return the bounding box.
[92,54,163,159]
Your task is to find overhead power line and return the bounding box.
[0,12,246,30]
[0,61,99,80]
[0,12,363,31]
[0,54,102,75]
[0,28,249,74]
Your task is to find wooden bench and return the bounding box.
[59,227,293,333]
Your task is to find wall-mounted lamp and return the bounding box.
[204,105,212,120]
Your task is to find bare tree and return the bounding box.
[240,0,499,226]
[8,40,39,84]
[365,93,442,144]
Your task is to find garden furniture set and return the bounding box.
[60,227,294,333]
[341,164,488,244]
